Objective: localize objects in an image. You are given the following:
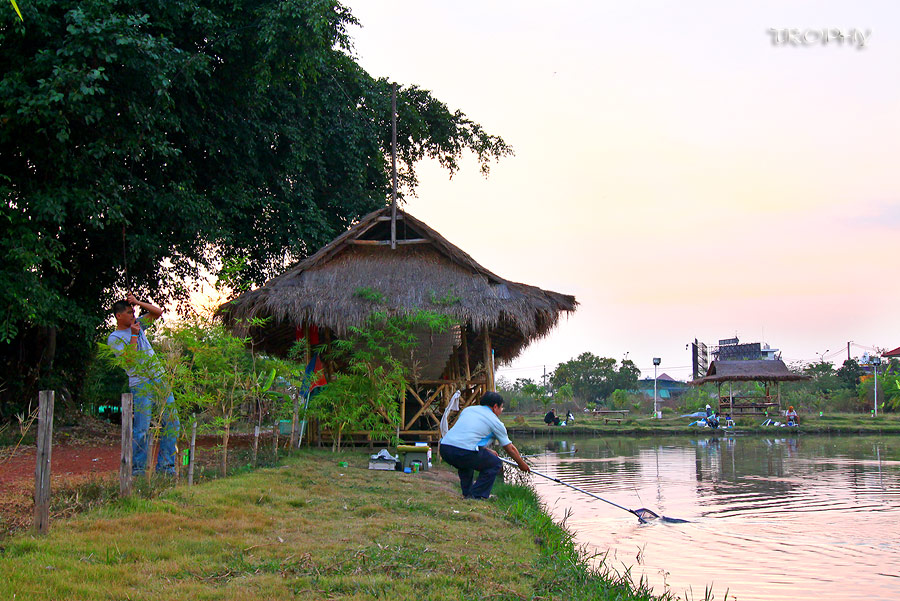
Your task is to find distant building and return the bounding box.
[636,373,689,407]
[693,337,781,379]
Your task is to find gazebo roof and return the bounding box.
[883,346,900,358]
[690,359,810,385]
[217,207,577,364]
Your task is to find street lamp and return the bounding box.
[818,349,830,364]
[653,357,661,419]
[873,356,882,417]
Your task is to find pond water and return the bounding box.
[520,434,900,601]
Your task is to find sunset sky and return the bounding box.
[343,1,900,382]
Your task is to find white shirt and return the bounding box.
[440,405,512,450]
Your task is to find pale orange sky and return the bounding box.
[341,1,900,381]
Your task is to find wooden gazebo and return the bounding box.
[690,360,809,416]
[218,207,576,441]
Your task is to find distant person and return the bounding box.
[705,404,713,419]
[439,392,530,499]
[724,413,735,428]
[544,408,560,426]
[708,412,720,429]
[107,294,179,476]
[566,409,575,423]
[786,406,799,426]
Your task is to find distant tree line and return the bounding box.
[498,352,642,412]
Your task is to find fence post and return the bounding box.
[290,388,300,449]
[252,425,260,466]
[187,420,197,487]
[34,390,55,534]
[273,421,279,462]
[119,393,133,497]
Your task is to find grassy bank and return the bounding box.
[505,412,900,436]
[0,450,669,601]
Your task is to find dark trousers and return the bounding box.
[440,444,501,499]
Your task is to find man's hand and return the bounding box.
[486,447,499,457]
[130,322,141,335]
[126,293,138,305]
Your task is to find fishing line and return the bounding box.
[500,457,688,524]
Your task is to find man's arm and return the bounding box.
[127,293,163,323]
[502,442,530,472]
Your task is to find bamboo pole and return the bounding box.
[187,420,197,487]
[482,327,495,392]
[119,393,133,497]
[34,390,54,534]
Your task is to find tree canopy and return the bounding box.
[550,352,641,404]
[0,0,511,414]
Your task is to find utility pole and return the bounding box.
[390,83,397,250]
[652,357,661,418]
[848,341,851,362]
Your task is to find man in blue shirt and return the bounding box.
[440,392,529,499]
[107,294,179,476]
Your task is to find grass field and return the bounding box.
[0,450,672,601]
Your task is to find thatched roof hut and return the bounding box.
[218,207,576,439]
[691,360,808,385]
[691,360,809,416]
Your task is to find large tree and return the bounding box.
[0,0,510,415]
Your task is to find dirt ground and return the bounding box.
[0,416,259,537]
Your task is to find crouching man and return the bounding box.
[439,392,530,499]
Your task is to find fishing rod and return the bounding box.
[499,457,687,524]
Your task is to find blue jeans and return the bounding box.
[132,381,179,476]
[439,444,501,499]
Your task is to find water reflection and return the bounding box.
[522,435,900,601]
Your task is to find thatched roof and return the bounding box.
[217,207,577,365]
[690,360,809,385]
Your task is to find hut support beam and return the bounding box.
[482,328,495,392]
[461,329,471,382]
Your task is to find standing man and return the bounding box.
[439,392,529,499]
[107,294,179,476]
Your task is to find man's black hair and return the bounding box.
[112,300,131,315]
[479,391,504,408]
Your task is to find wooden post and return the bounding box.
[187,420,197,487]
[252,425,260,466]
[290,388,300,449]
[119,393,133,497]
[482,328,495,392]
[461,328,471,382]
[273,421,279,462]
[34,390,54,534]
